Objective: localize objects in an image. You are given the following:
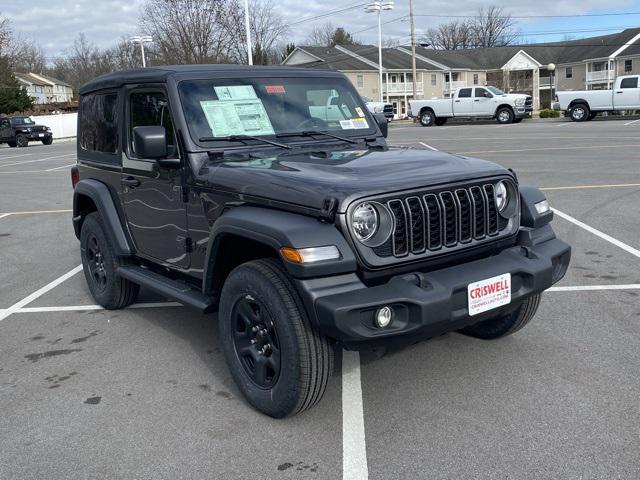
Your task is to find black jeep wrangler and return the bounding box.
[0,116,53,147]
[72,65,570,418]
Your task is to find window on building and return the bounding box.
[431,74,437,86]
[473,74,479,85]
[566,67,573,79]
[458,88,472,98]
[625,60,633,73]
[356,74,364,88]
[620,77,638,89]
[79,92,119,155]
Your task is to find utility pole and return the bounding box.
[409,0,418,100]
[130,36,152,68]
[365,2,395,103]
[244,0,253,65]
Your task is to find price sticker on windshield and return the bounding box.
[265,85,286,94]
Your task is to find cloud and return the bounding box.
[2,0,638,60]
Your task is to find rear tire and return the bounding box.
[496,107,514,124]
[219,258,333,418]
[459,294,541,339]
[570,103,589,122]
[419,110,435,127]
[15,134,28,147]
[434,118,448,126]
[80,212,139,309]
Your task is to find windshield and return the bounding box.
[487,86,505,96]
[178,77,374,146]
[10,117,35,126]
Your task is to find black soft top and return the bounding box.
[79,64,344,95]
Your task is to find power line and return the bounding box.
[414,11,640,19]
[285,3,369,28]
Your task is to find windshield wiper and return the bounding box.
[199,134,291,149]
[276,130,359,145]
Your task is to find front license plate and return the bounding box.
[468,273,511,316]
[38,133,44,137]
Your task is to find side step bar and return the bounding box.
[117,265,217,313]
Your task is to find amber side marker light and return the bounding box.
[280,246,341,264]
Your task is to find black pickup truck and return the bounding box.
[71,65,571,418]
[0,116,53,147]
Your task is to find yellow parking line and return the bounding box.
[541,183,640,191]
[0,209,72,217]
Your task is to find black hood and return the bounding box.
[194,146,511,213]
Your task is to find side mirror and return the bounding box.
[133,125,168,159]
[374,112,388,138]
[484,91,493,98]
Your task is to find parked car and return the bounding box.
[0,116,53,147]
[362,95,394,120]
[553,75,640,121]
[409,86,533,126]
[72,65,570,418]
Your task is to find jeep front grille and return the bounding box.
[374,183,506,258]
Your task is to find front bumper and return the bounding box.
[296,232,570,349]
[552,102,562,111]
[24,131,52,141]
[515,106,532,118]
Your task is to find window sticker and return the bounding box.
[355,107,365,117]
[200,85,275,137]
[340,117,369,130]
[213,85,258,101]
[265,85,286,94]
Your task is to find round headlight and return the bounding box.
[495,181,509,212]
[352,202,378,242]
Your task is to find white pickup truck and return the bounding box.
[362,96,394,121]
[409,86,533,126]
[553,75,640,121]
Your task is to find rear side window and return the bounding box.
[79,93,119,154]
[458,88,472,98]
[620,77,638,89]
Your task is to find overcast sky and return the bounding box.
[3,0,640,61]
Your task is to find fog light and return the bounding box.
[535,199,551,214]
[374,306,393,328]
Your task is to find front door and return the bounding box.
[121,88,189,269]
[614,77,639,109]
[473,87,494,115]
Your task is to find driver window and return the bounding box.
[129,91,177,157]
[475,88,489,97]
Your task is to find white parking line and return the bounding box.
[0,153,75,168]
[46,163,76,172]
[419,142,439,151]
[542,183,640,191]
[13,302,182,314]
[342,350,368,480]
[556,122,575,127]
[548,284,640,292]
[0,265,83,322]
[0,153,31,161]
[0,209,72,217]
[456,144,640,155]
[624,118,640,126]
[553,208,640,259]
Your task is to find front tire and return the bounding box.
[496,107,514,124]
[42,137,53,145]
[219,258,333,418]
[15,134,28,147]
[459,294,541,339]
[419,110,435,127]
[80,212,139,309]
[570,103,589,122]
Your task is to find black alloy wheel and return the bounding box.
[86,233,108,293]
[15,134,28,147]
[231,295,281,389]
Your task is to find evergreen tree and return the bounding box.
[0,56,32,114]
[281,43,296,61]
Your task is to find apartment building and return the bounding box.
[283,28,640,115]
[14,72,74,104]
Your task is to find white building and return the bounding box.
[14,72,73,104]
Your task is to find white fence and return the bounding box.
[31,112,77,139]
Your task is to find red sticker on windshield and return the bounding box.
[265,85,286,94]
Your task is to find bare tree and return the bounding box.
[421,7,517,50]
[139,0,236,64]
[469,7,518,48]
[306,22,335,47]
[422,20,474,50]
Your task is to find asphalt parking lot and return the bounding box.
[1,119,639,479]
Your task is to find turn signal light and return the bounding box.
[280,246,340,264]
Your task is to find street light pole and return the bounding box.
[130,35,153,68]
[244,0,253,65]
[366,1,395,103]
[409,0,417,100]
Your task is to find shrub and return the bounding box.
[539,109,560,118]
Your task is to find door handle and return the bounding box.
[474,99,480,102]
[615,91,623,94]
[121,177,140,188]
[454,100,460,103]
